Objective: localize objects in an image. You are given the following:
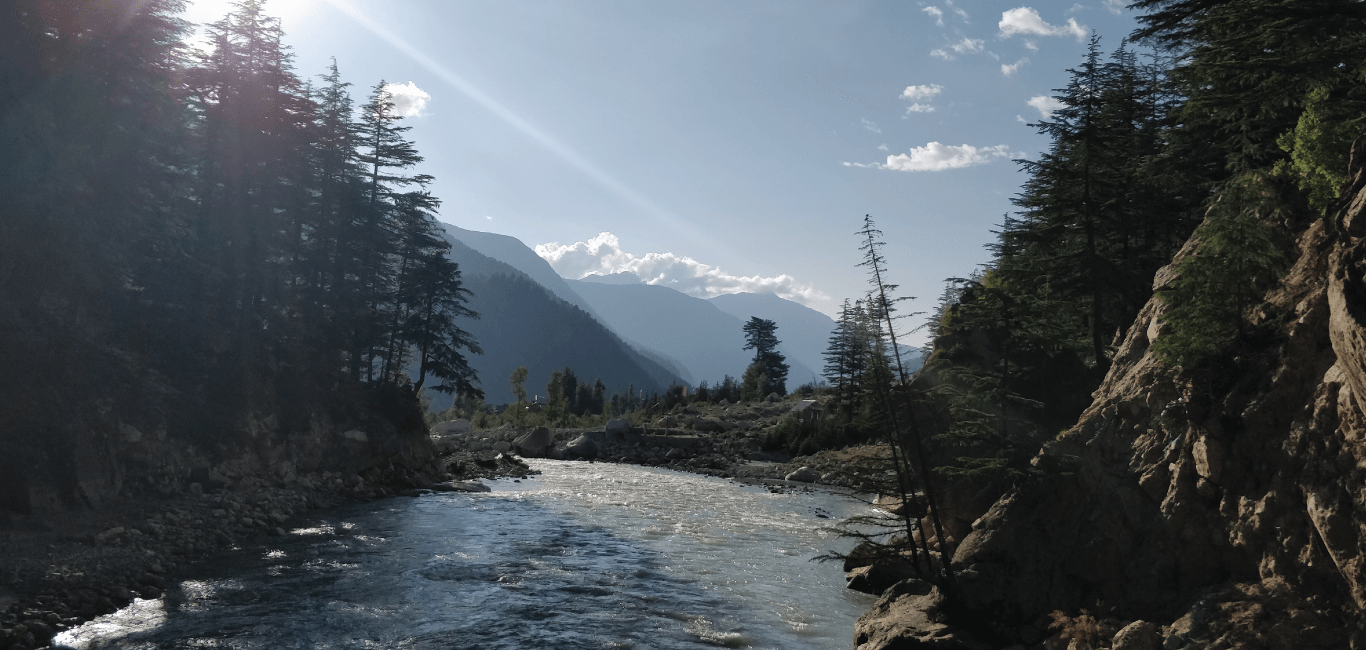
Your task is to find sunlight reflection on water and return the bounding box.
[55,460,876,649]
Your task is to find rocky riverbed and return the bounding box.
[0,453,534,650]
[0,400,905,650]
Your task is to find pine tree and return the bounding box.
[742,317,789,396]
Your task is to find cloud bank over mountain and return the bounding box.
[535,232,827,307]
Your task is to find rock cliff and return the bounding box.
[861,155,1366,648]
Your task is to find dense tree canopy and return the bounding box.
[1,0,481,455]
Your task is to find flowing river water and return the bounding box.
[55,460,879,649]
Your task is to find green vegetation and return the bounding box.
[814,3,1366,600]
[740,317,790,399]
[1,0,480,464]
[1152,173,1288,366]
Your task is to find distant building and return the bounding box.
[791,399,824,424]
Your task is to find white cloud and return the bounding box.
[1016,114,1029,123]
[1002,57,1029,76]
[535,232,827,305]
[902,84,943,101]
[847,142,1014,172]
[952,37,985,53]
[877,144,889,151]
[1027,95,1065,117]
[1102,0,1124,15]
[923,6,944,26]
[381,81,430,117]
[1024,39,1039,50]
[862,118,882,134]
[928,38,982,61]
[998,7,1088,42]
[901,84,943,114]
[954,7,970,20]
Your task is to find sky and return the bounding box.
[182,0,1144,345]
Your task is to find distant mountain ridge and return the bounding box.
[437,222,857,396]
[431,225,683,407]
[707,292,836,386]
[566,280,821,387]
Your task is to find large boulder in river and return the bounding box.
[785,467,819,482]
[431,419,471,434]
[854,580,989,650]
[605,418,633,436]
[514,427,552,457]
[566,434,598,459]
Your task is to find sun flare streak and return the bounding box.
[321,0,692,240]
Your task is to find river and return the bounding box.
[54,460,878,649]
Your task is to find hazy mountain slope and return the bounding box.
[707,292,836,384]
[708,292,925,379]
[438,222,600,318]
[567,280,819,387]
[430,232,681,407]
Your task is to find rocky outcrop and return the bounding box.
[513,427,552,457]
[854,579,991,650]
[935,164,1366,645]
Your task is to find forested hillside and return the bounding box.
[905,0,1366,485]
[0,0,477,512]
[838,1,1366,646]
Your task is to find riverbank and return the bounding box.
[0,451,534,649]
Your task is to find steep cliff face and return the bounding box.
[937,162,1366,647]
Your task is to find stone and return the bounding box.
[853,580,990,650]
[432,480,491,493]
[491,440,512,454]
[431,419,471,434]
[21,619,53,645]
[514,427,552,457]
[844,542,881,572]
[566,435,598,459]
[606,418,633,435]
[1112,621,1161,650]
[340,429,368,442]
[846,560,918,596]
[432,437,461,455]
[665,448,687,460]
[785,467,819,482]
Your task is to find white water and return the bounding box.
[56,460,877,649]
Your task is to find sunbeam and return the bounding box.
[321,0,702,248]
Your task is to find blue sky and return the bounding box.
[184,0,1143,344]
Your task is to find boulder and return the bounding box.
[1111,621,1161,650]
[431,419,471,434]
[665,447,687,460]
[491,440,512,453]
[606,418,633,436]
[514,427,552,457]
[785,467,819,482]
[432,437,461,455]
[846,560,919,596]
[765,392,781,403]
[566,435,598,459]
[844,541,881,572]
[853,580,991,650]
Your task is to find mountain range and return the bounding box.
[433,221,919,406]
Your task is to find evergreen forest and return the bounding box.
[0,0,481,474]
[792,1,1366,573]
